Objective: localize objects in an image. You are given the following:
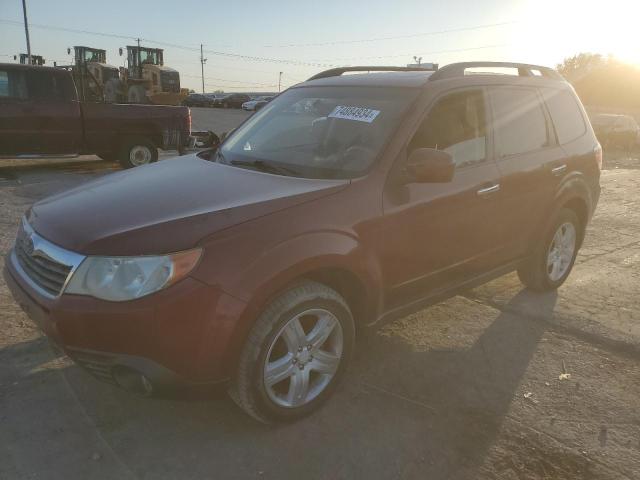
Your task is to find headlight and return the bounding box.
[65,248,202,302]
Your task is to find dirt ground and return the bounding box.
[0,109,639,479]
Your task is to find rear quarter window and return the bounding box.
[541,88,587,144]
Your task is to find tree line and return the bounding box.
[557,53,640,109]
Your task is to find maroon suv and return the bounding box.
[5,63,601,423]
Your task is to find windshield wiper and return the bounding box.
[230,159,299,177]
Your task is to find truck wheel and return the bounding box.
[128,85,149,104]
[118,138,158,168]
[517,208,581,292]
[229,281,355,424]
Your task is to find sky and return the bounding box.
[1,0,639,93]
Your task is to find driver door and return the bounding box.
[380,87,507,308]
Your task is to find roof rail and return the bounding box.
[307,66,436,81]
[428,62,563,81]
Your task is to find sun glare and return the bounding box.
[517,0,640,67]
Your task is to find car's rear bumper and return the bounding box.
[4,252,247,390]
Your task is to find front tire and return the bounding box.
[118,137,158,168]
[517,208,581,291]
[229,281,355,423]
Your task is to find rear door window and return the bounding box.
[489,87,549,157]
[0,70,27,99]
[541,88,586,144]
[25,70,75,102]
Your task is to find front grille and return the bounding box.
[15,235,72,296]
[67,349,117,384]
[12,218,84,298]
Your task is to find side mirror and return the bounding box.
[406,148,455,183]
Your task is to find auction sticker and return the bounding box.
[328,105,381,123]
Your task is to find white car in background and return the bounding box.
[242,96,275,111]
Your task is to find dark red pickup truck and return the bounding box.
[0,63,191,168]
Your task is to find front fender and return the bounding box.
[194,229,383,375]
[228,230,381,312]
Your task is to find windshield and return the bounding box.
[218,86,417,179]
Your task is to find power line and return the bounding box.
[314,43,510,62]
[200,47,335,67]
[182,73,278,87]
[263,20,518,48]
[0,18,135,40]
[203,82,278,90]
[0,17,519,68]
[0,18,337,67]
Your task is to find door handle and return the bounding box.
[551,164,567,176]
[477,184,500,196]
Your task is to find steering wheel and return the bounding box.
[337,144,376,169]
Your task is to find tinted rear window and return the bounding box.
[541,88,586,144]
[26,70,76,101]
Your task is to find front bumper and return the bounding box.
[4,251,247,388]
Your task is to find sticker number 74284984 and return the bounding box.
[328,106,381,123]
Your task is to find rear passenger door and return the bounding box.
[488,86,566,259]
[24,69,82,155]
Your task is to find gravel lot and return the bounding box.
[1,108,639,480]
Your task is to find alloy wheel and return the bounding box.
[263,308,343,408]
[546,222,576,281]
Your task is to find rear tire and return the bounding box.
[517,208,581,291]
[228,281,355,424]
[118,137,158,168]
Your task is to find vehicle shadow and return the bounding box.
[0,289,558,480]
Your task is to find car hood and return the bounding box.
[28,155,349,255]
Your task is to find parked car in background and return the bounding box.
[213,93,251,108]
[182,93,215,108]
[0,64,191,168]
[591,113,639,151]
[242,95,275,111]
[4,63,601,424]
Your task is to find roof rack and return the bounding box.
[307,66,436,81]
[429,62,563,81]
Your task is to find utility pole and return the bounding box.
[21,0,31,65]
[200,44,207,94]
[278,71,283,92]
[137,38,142,78]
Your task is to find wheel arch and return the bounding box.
[212,232,383,376]
[553,174,595,247]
